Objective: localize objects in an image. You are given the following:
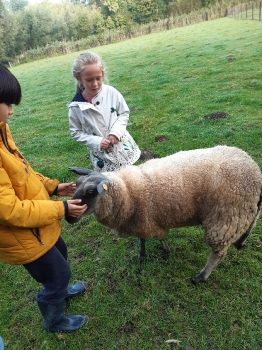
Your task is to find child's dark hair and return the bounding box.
[0,64,22,105]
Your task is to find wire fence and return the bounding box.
[227,1,262,20]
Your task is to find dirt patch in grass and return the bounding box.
[139,150,155,161]
[204,112,228,119]
[155,135,168,142]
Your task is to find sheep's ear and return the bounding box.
[68,167,94,176]
[97,180,109,196]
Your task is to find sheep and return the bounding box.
[65,145,262,284]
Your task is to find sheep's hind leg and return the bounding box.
[138,238,146,262]
[160,239,170,253]
[233,231,250,250]
[160,239,171,259]
[192,249,227,284]
[234,197,262,249]
[233,212,259,249]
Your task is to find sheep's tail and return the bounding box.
[233,189,262,250]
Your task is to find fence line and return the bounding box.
[227,1,262,20]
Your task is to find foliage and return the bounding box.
[0,0,6,61]
[168,0,202,15]
[9,0,28,12]
[0,16,262,349]
[0,0,253,64]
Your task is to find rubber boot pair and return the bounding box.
[37,282,88,333]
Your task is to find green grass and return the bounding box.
[1,17,262,349]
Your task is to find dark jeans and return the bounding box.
[23,236,71,304]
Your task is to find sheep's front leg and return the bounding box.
[138,238,146,262]
[192,249,227,284]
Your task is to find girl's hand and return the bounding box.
[100,137,111,150]
[57,182,76,196]
[67,199,87,217]
[108,134,119,145]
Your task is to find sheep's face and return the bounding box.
[65,168,109,224]
[73,174,108,210]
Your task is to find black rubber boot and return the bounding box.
[65,282,87,299]
[36,298,88,333]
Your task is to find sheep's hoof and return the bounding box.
[233,232,249,250]
[161,250,170,261]
[233,241,247,250]
[162,252,170,260]
[191,273,206,285]
[191,278,199,285]
[138,253,146,262]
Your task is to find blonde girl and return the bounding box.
[68,51,141,172]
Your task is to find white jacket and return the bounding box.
[68,84,141,172]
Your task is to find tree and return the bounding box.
[2,12,20,60]
[0,0,7,63]
[105,15,115,30]
[51,3,79,41]
[9,0,28,13]
[100,0,133,29]
[90,3,105,33]
[168,0,202,16]
[77,11,93,38]
[130,0,165,24]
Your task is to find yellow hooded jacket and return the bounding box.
[0,123,65,265]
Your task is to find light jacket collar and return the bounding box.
[69,86,103,106]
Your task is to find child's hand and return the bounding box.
[108,134,119,145]
[57,182,76,196]
[67,199,87,217]
[100,137,111,150]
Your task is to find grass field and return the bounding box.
[1,16,262,349]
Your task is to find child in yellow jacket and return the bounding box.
[0,64,88,333]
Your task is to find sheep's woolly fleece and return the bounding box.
[96,146,262,245]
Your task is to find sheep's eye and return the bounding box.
[87,189,96,196]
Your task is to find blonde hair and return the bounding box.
[72,51,107,92]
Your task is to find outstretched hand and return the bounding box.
[67,199,87,217]
[57,182,76,196]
